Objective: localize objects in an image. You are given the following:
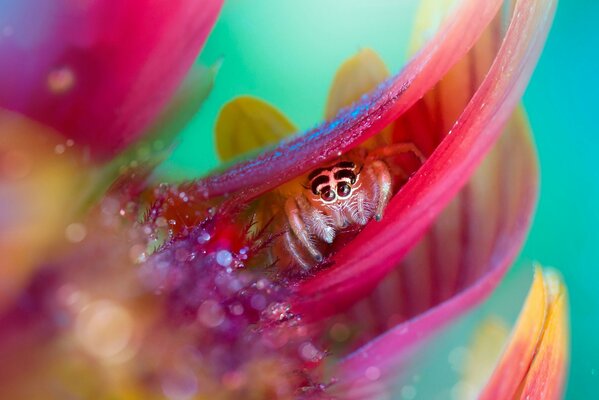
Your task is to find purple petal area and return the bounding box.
[196,0,503,200]
[294,0,556,319]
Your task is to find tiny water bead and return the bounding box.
[216,249,233,267]
[75,300,134,361]
[65,222,87,243]
[47,66,75,94]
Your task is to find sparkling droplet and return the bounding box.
[197,230,211,244]
[250,294,267,311]
[216,250,233,267]
[299,342,323,362]
[47,66,75,93]
[54,144,66,154]
[365,366,381,381]
[162,367,199,400]
[198,300,225,328]
[75,300,133,361]
[263,302,292,322]
[65,223,87,243]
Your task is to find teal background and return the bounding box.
[163,0,598,397]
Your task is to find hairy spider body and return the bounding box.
[282,143,425,268]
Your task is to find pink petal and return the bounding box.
[0,0,223,159]
[330,106,539,399]
[196,0,503,199]
[294,0,556,319]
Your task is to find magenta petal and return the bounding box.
[330,110,540,400]
[293,0,556,319]
[0,0,222,159]
[197,0,502,200]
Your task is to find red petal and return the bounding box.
[0,0,223,159]
[196,0,503,199]
[294,0,556,319]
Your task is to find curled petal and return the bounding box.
[0,0,223,159]
[480,267,569,400]
[295,0,556,317]
[327,106,538,397]
[197,0,503,199]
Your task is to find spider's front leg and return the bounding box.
[284,196,324,262]
[296,195,336,244]
[367,159,393,222]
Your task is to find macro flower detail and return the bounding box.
[0,0,569,399]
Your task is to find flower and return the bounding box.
[0,0,568,399]
[0,0,223,159]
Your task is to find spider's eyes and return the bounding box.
[336,182,351,198]
[320,187,336,202]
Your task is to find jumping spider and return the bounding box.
[282,142,425,268]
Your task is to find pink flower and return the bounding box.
[0,0,569,398]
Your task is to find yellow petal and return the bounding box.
[215,95,296,162]
[324,48,389,119]
[456,317,510,398]
[409,0,459,54]
[480,267,570,400]
[518,270,569,400]
[0,110,84,311]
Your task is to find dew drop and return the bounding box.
[162,367,199,400]
[197,230,211,244]
[299,342,323,362]
[65,223,87,243]
[365,366,381,381]
[47,66,75,93]
[216,250,233,267]
[198,300,225,328]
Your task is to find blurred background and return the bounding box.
[161,0,598,397]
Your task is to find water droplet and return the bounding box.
[197,230,211,244]
[263,302,292,322]
[229,303,244,316]
[47,66,75,93]
[401,385,417,399]
[75,300,133,361]
[54,144,66,154]
[65,223,87,243]
[299,342,323,362]
[365,366,381,381]
[162,367,199,400]
[216,250,233,267]
[198,300,225,328]
[250,294,267,311]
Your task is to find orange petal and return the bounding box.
[215,96,297,162]
[480,267,569,400]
